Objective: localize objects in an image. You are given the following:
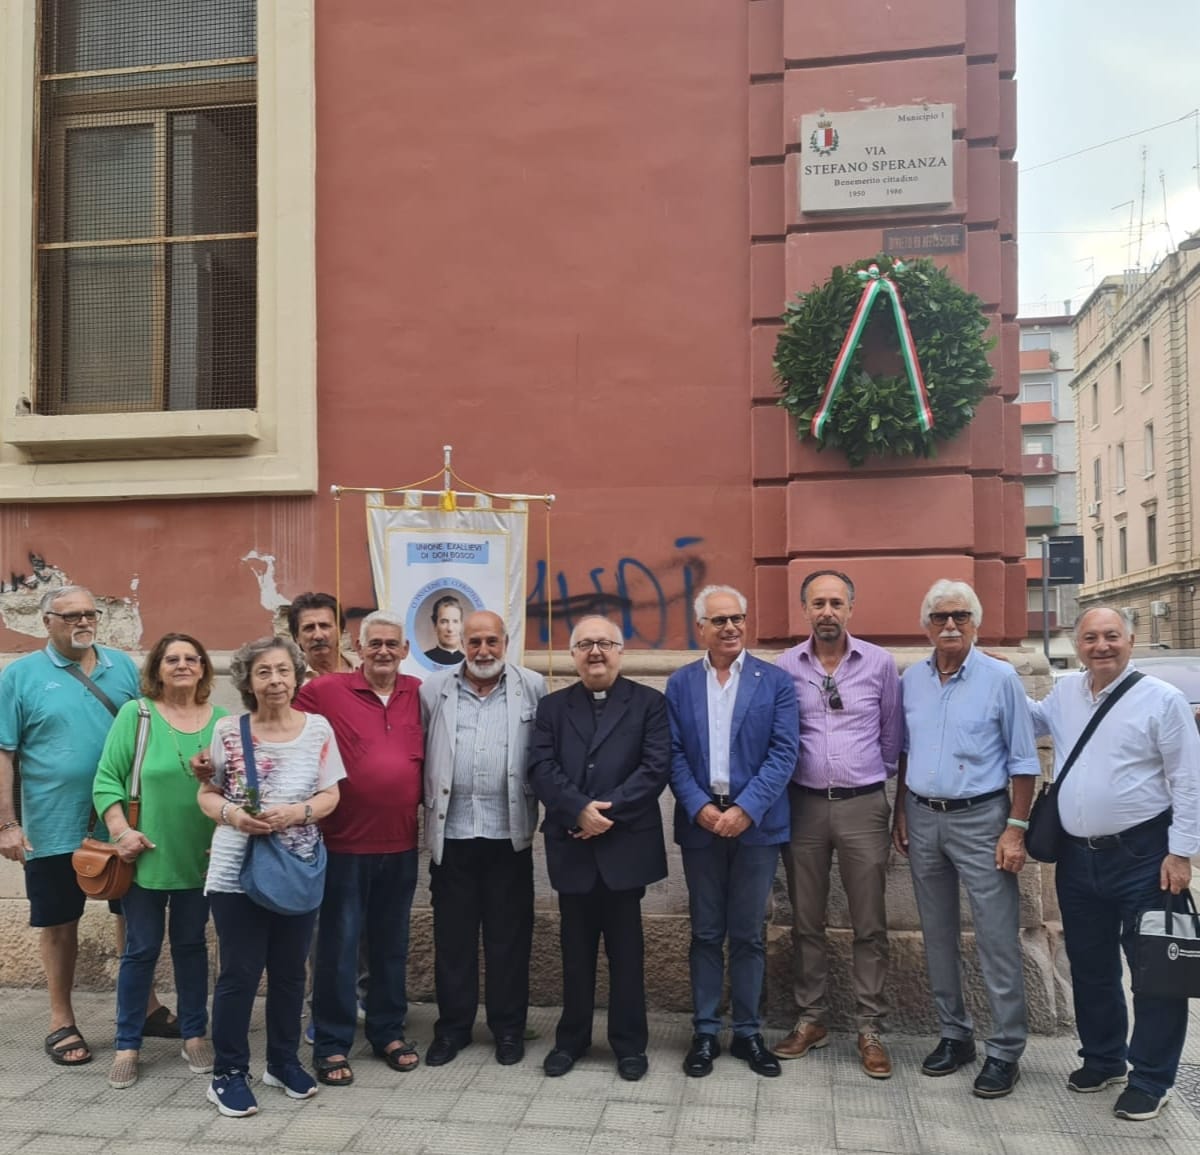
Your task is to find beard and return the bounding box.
[466,656,501,682]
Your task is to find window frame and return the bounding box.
[0,0,316,500]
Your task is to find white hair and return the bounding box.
[358,610,406,644]
[919,579,983,629]
[693,584,747,622]
[41,585,93,614]
[568,615,624,649]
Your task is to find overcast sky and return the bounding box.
[1016,0,1200,316]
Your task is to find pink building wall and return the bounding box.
[0,0,1022,654]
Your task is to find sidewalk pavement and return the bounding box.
[3,990,1200,1154]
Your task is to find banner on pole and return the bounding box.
[366,494,528,677]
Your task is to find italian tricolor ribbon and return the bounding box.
[811,261,935,440]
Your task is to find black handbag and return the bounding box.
[1025,671,1143,863]
[1133,890,1200,999]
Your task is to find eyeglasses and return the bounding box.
[46,610,101,624]
[700,614,746,628]
[820,674,843,711]
[573,639,622,653]
[929,611,973,626]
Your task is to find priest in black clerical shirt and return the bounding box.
[530,615,671,1083]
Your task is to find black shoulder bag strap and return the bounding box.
[60,660,119,717]
[1056,669,1144,786]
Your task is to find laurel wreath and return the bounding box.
[774,254,994,467]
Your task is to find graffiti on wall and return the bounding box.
[0,552,57,595]
[526,536,707,649]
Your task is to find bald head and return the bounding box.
[462,610,508,688]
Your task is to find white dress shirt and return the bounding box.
[1029,665,1200,857]
[705,649,745,795]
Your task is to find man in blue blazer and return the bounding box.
[666,585,800,1078]
[531,615,671,1082]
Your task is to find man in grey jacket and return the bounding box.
[419,610,546,1067]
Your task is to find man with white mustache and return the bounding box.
[894,579,1038,1100]
[419,610,546,1067]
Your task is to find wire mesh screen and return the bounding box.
[36,1,257,414]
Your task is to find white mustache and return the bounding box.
[939,631,964,639]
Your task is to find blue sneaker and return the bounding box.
[304,1020,315,1046]
[207,1070,258,1117]
[262,1063,318,1100]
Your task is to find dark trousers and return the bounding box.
[115,883,209,1050]
[313,849,418,1059]
[1056,823,1188,1097]
[209,891,316,1076]
[430,839,533,1043]
[556,880,647,1059]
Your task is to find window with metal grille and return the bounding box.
[35,1,257,415]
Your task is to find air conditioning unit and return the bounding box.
[1087,501,1101,518]
[1151,600,1170,618]
[1120,606,1138,624]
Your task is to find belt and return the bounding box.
[908,786,1008,813]
[796,782,885,802]
[1064,808,1173,851]
[710,793,733,811]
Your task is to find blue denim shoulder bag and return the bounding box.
[236,713,326,915]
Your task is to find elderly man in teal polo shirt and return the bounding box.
[0,586,140,1067]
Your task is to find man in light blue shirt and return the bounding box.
[0,586,140,1067]
[893,580,1038,1100]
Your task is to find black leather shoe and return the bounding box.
[425,1036,465,1067]
[543,1048,577,1077]
[617,1054,648,1081]
[921,1037,977,1077]
[683,1033,721,1078]
[729,1033,781,1078]
[973,1057,1020,1099]
[495,1035,524,1066]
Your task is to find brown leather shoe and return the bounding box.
[858,1032,892,1079]
[774,1022,829,1060]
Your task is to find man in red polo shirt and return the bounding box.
[295,611,424,1086]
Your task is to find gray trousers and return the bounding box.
[905,792,1027,1061]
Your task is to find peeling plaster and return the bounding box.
[0,555,143,646]
[241,550,291,613]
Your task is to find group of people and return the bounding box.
[0,575,1195,1126]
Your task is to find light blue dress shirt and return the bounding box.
[901,646,1040,799]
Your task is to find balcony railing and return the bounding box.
[1027,610,1059,633]
[1022,452,1059,476]
[1020,401,1055,425]
[1024,504,1060,529]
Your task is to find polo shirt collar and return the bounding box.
[45,642,111,670]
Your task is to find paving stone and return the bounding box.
[273,1110,366,1148]
[520,1094,605,1130]
[598,1100,679,1137]
[119,1105,214,1141]
[673,1103,756,1141]
[335,1119,441,1154]
[753,1109,836,1149]
[373,1088,463,1119]
[834,1113,921,1152]
[418,1121,512,1154]
[504,1127,597,1154]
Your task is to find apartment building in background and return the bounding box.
[1073,246,1200,646]
[1019,314,1079,665]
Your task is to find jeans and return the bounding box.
[1056,822,1188,1097]
[681,839,781,1037]
[209,891,317,1075]
[313,850,418,1059]
[115,884,210,1050]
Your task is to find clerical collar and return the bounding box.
[592,690,607,701]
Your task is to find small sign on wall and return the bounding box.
[882,224,966,255]
[799,104,954,214]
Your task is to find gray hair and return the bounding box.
[919,580,983,630]
[40,585,93,615]
[568,615,625,649]
[1073,605,1133,641]
[229,635,306,711]
[693,584,748,622]
[358,610,407,645]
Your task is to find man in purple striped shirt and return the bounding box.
[774,571,903,1079]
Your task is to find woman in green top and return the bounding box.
[94,632,227,1091]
